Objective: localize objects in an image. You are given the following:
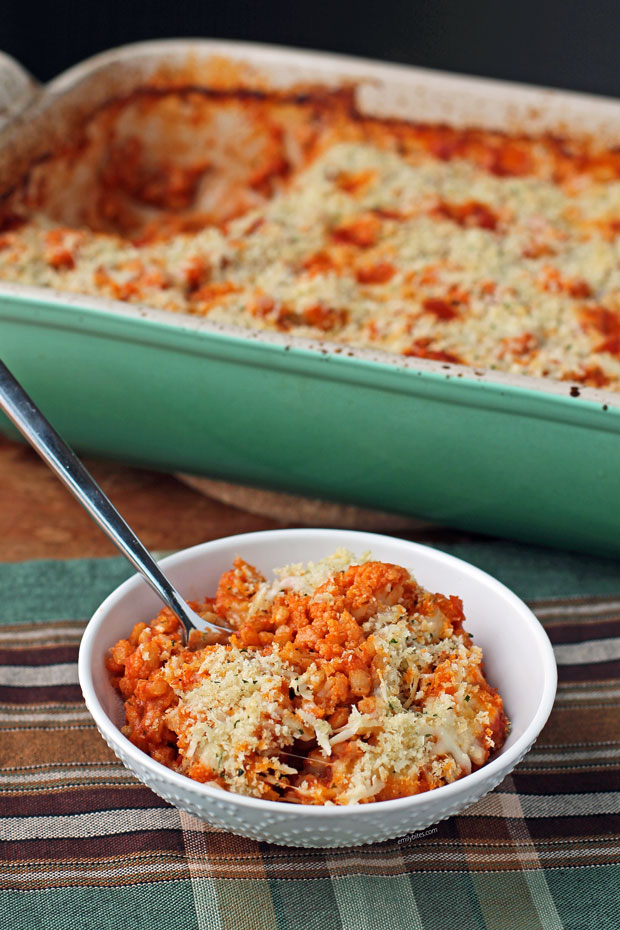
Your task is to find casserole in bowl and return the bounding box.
[1,41,620,554]
[78,528,557,847]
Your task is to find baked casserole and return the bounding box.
[107,550,508,805]
[2,83,620,390]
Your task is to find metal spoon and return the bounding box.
[0,360,229,641]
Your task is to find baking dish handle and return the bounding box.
[0,52,40,133]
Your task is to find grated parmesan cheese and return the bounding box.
[111,549,507,804]
[4,125,620,391]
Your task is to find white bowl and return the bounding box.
[78,529,557,848]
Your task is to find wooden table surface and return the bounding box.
[0,436,281,562]
[0,435,475,563]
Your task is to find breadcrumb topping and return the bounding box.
[107,550,508,805]
[4,90,620,392]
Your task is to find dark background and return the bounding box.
[2,0,620,98]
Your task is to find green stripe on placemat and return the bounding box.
[437,541,620,599]
[1,539,619,625]
[0,882,200,930]
[1,545,619,930]
[0,558,133,624]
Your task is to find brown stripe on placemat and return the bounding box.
[0,784,171,817]
[539,704,620,746]
[0,725,116,768]
[0,645,79,666]
[455,802,619,841]
[524,814,620,840]
[512,769,620,795]
[541,618,620,643]
[0,620,86,645]
[557,660,620,684]
[0,684,83,703]
[0,831,188,873]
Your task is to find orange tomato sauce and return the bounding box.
[107,554,507,805]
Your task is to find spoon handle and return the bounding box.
[0,360,209,637]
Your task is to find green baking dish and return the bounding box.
[2,284,618,557]
[1,41,620,557]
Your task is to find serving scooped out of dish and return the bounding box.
[106,548,508,805]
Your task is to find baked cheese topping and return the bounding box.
[107,550,507,805]
[3,133,620,390]
[3,83,620,392]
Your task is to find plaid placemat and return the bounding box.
[1,544,619,930]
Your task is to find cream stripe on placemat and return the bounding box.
[553,638,620,665]
[0,764,128,783]
[180,811,279,930]
[500,776,563,930]
[0,663,79,686]
[0,708,92,724]
[530,598,620,619]
[331,872,425,930]
[179,812,224,930]
[465,791,620,818]
[327,844,425,930]
[555,684,620,702]
[0,807,181,841]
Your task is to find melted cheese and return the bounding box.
[144,549,506,804]
[3,137,620,391]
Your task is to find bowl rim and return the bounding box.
[78,527,558,817]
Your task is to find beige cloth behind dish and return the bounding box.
[176,475,430,532]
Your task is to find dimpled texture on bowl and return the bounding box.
[78,529,557,848]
